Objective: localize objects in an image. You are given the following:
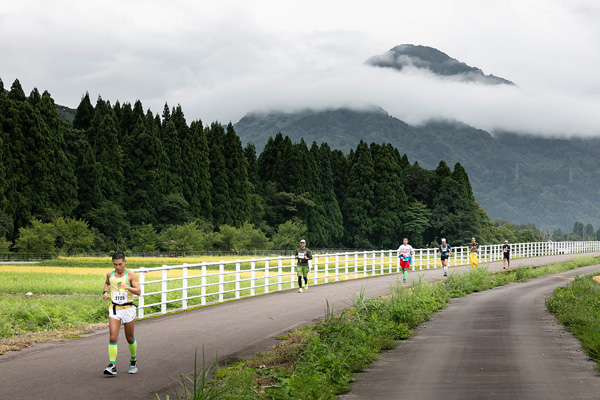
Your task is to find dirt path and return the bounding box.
[341,264,600,400]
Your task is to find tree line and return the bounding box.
[0,78,543,253]
[551,221,600,242]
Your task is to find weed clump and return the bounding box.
[547,274,600,364]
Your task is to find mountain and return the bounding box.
[234,107,600,232]
[366,44,515,85]
[55,104,76,122]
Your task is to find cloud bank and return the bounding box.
[1,0,598,137]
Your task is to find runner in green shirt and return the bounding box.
[102,252,141,376]
[295,239,312,293]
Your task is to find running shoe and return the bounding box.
[403,278,407,283]
[103,363,117,376]
[304,284,308,290]
[129,361,138,374]
[298,288,304,293]
[444,272,447,277]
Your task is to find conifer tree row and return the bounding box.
[0,79,508,250]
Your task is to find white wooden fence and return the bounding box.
[133,241,600,318]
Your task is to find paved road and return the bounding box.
[0,254,598,399]
[341,263,600,400]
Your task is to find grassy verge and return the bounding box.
[546,272,600,371]
[157,256,599,400]
[0,293,107,338]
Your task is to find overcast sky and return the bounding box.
[2,0,599,136]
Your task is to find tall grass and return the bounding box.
[0,294,106,337]
[547,274,600,367]
[0,272,103,294]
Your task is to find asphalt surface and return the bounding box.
[341,263,600,400]
[0,253,598,399]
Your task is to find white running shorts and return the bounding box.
[109,307,136,323]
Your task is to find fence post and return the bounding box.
[354,253,359,278]
[161,266,167,314]
[235,261,241,299]
[291,260,296,288]
[364,252,368,277]
[335,254,340,281]
[219,263,225,302]
[372,251,377,275]
[325,255,330,283]
[380,250,384,274]
[250,259,256,296]
[201,263,206,306]
[313,255,318,285]
[345,253,349,280]
[265,259,270,294]
[278,257,283,291]
[182,264,188,310]
[138,268,146,318]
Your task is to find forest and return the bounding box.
[0,78,544,253]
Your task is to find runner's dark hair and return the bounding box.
[112,252,126,261]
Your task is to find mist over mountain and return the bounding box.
[234,107,600,233]
[366,44,515,86]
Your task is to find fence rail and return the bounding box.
[132,241,600,318]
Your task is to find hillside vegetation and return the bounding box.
[0,78,539,253]
[235,108,600,232]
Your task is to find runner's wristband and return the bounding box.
[103,290,108,294]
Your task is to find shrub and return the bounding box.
[0,237,11,253]
[130,223,158,252]
[53,217,94,254]
[14,219,57,253]
[271,220,307,250]
[159,222,205,251]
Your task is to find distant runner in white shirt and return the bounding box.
[397,237,414,283]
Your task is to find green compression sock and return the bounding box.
[108,342,118,364]
[128,339,137,361]
[403,270,408,280]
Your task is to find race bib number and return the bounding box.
[297,252,305,259]
[112,291,127,305]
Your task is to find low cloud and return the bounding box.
[1,0,598,137]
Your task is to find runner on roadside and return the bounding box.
[102,252,141,376]
[438,238,452,277]
[502,240,511,269]
[468,237,480,269]
[397,238,414,283]
[295,239,312,293]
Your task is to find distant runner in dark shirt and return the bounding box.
[438,238,451,277]
[502,240,511,269]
